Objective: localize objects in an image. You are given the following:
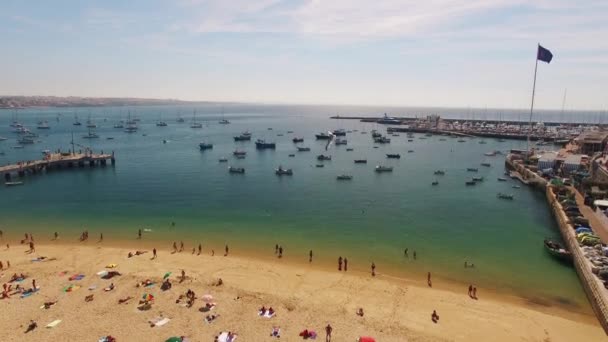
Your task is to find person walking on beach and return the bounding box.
[99,233,103,242]
[278,246,283,258]
[191,247,195,254]
[431,310,439,323]
[225,245,229,256]
[54,232,58,240]
[404,248,408,257]
[427,272,432,287]
[179,241,184,252]
[198,243,202,255]
[138,229,142,239]
[338,256,343,271]
[309,250,313,263]
[172,242,177,253]
[468,284,473,297]
[0,230,3,239]
[325,323,333,342]
[275,244,279,255]
[32,279,36,290]
[472,287,477,299]
[29,241,35,253]
[371,262,376,277]
[152,248,157,260]
[344,258,348,271]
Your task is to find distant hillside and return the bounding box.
[0,96,199,108]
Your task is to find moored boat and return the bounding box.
[255,139,276,149]
[234,134,252,141]
[432,181,439,186]
[228,166,245,174]
[544,239,572,262]
[497,177,507,181]
[337,174,353,180]
[317,154,331,161]
[497,193,514,200]
[233,150,247,156]
[5,181,24,186]
[434,170,445,175]
[386,154,400,159]
[292,137,304,143]
[354,159,367,164]
[332,129,346,136]
[199,142,213,150]
[375,165,393,172]
[374,137,391,144]
[472,176,484,182]
[481,163,491,167]
[335,138,347,145]
[315,132,332,140]
[467,168,478,172]
[297,147,311,152]
[219,157,228,162]
[275,166,293,175]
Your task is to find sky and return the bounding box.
[0,0,607,110]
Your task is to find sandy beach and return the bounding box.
[0,242,604,342]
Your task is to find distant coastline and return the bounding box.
[0,96,215,109]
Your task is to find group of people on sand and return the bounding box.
[2,277,36,299]
[275,244,284,258]
[337,256,349,271]
[175,288,197,308]
[404,248,417,259]
[468,285,478,299]
[128,250,147,258]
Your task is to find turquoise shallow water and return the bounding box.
[0,105,591,311]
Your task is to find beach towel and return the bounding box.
[96,270,108,276]
[20,287,39,298]
[217,332,237,342]
[106,264,118,268]
[149,317,170,327]
[58,271,68,276]
[63,284,80,293]
[89,285,97,291]
[358,337,376,342]
[46,320,61,328]
[69,274,85,281]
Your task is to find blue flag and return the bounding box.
[537,45,553,63]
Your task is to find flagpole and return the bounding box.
[527,44,539,156]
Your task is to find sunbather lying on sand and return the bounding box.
[205,314,220,323]
[85,294,94,302]
[118,296,133,304]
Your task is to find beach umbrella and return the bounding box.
[359,337,376,342]
[142,293,155,302]
[163,272,172,279]
[165,337,182,342]
[201,294,213,303]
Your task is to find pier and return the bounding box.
[331,115,599,127]
[1,152,115,182]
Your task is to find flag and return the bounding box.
[537,44,553,63]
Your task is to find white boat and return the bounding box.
[17,137,35,144]
[191,111,202,128]
[375,165,393,172]
[82,128,99,139]
[114,123,124,128]
[37,121,50,129]
[0,136,7,141]
[5,181,23,186]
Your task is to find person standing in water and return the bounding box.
[427,272,432,287]
[275,244,278,255]
[344,258,348,271]
[371,262,376,276]
[138,229,142,239]
[404,248,408,257]
[338,256,343,271]
[225,245,229,256]
[309,250,313,263]
[198,243,202,255]
[278,246,283,258]
[99,233,103,242]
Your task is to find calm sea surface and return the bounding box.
[0,104,595,311]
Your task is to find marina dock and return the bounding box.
[1,152,115,182]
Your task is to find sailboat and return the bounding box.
[82,127,99,139]
[191,110,202,128]
[36,120,50,129]
[219,107,230,124]
[86,114,97,128]
[73,114,82,126]
[156,113,168,127]
[124,112,138,133]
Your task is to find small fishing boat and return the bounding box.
[275,166,293,175]
[512,185,521,189]
[472,177,484,182]
[544,239,572,262]
[190,122,203,128]
[432,181,439,186]
[292,137,304,143]
[228,166,245,174]
[374,137,391,144]
[337,174,353,180]
[484,151,497,156]
[73,115,82,126]
[315,132,332,140]
[297,147,311,152]
[332,129,346,136]
[465,180,476,186]
[481,162,491,167]
[497,193,514,200]
[457,139,466,143]
[233,150,247,156]
[288,154,295,157]
[434,170,445,175]
[371,130,382,138]
[199,142,213,150]
[346,148,354,151]
[386,154,400,159]
[177,116,185,123]
[407,150,414,153]
[107,137,115,140]
[0,136,7,141]
[162,139,167,144]
[287,131,294,133]
[354,159,367,164]
[316,164,324,168]
[497,177,507,181]
[317,155,331,161]
[37,121,50,129]
[335,138,347,145]
[219,157,228,162]
[375,165,393,172]
[467,168,478,172]
[234,134,251,141]
[219,119,230,125]
[156,121,168,127]
[114,122,124,129]
[5,181,24,186]
[18,137,35,144]
[407,139,413,142]
[255,139,276,149]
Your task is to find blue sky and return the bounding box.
[1,0,607,110]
